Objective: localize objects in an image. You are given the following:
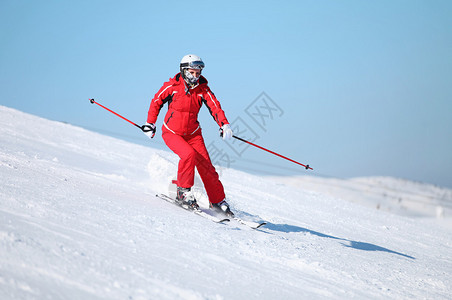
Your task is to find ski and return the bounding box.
[212,209,266,229]
[156,194,265,229]
[232,217,266,229]
[156,194,230,224]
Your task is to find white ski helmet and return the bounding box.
[180,54,205,85]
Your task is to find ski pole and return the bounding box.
[232,135,313,170]
[89,98,144,131]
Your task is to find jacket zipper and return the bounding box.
[166,111,174,124]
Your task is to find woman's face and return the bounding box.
[187,68,201,78]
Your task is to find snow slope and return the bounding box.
[269,175,452,228]
[1,105,451,299]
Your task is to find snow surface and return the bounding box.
[1,105,451,299]
[269,175,452,228]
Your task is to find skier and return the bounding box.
[143,54,234,216]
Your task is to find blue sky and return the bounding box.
[1,0,451,188]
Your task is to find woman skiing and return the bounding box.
[143,54,234,216]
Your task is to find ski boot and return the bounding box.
[210,199,234,217]
[176,187,199,210]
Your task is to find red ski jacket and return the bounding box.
[147,73,229,136]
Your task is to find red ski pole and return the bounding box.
[89,98,144,131]
[232,135,313,170]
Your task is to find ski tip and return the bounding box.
[255,222,267,229]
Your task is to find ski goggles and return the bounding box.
[181,60,205,70]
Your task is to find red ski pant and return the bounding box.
[162,129,225,204]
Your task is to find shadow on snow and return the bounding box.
[264,223,415,260]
